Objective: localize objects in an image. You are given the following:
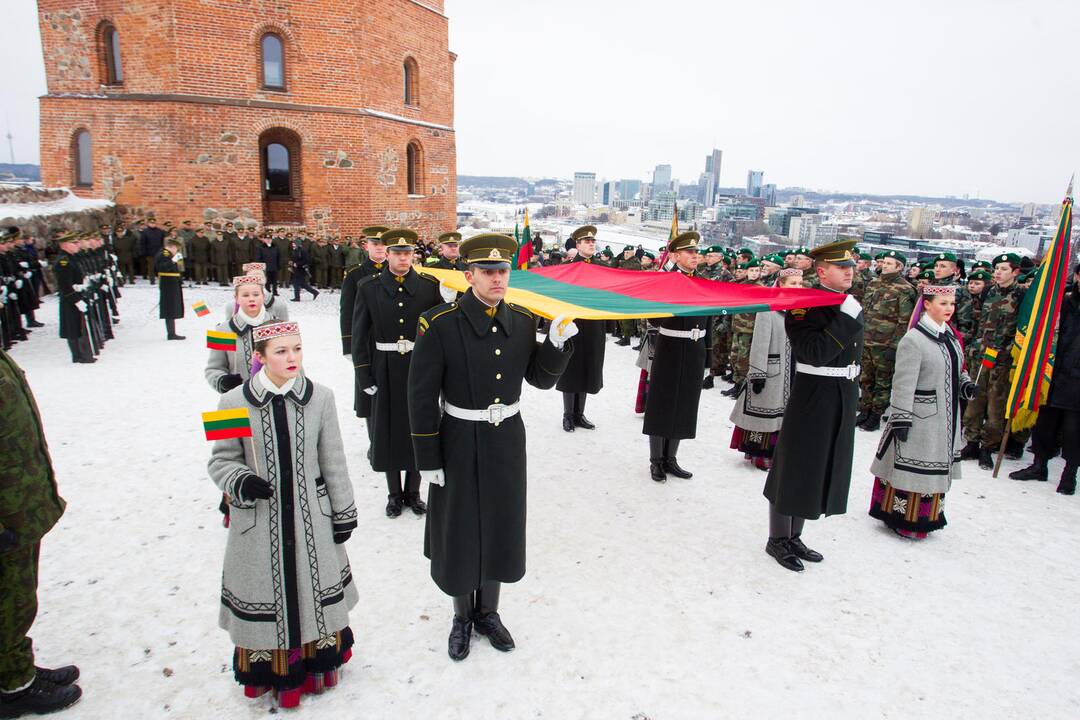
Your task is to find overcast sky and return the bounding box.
[4,0,1077,203]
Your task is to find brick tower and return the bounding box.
[37,0,457,238]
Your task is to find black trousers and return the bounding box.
[292,275,317,299]
[66,336,92,363]
[266,270,278,296]
[1031,405,1080,467]
[0,542,40,691]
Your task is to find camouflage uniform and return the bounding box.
[859,272,917,416]
[615,254,643,341]
[728,280,760,385]
[699,262,734,378]
[933,278,976,347]
[0,350,66,691]
[964,287,989,374]
[963,281,1026,449]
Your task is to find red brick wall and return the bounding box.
[37,0,456,239]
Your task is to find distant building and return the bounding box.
[573,171,596,205]
[761,183,777,207]
[652,164,672,198]
[703,148,722,206]
[1005,225,1054,256]
[746,170,764,198]
[908,206,936,237]
[619,179,642,201]
[648,190,677,222]
[601,180,618,205]
[789,213,836,247]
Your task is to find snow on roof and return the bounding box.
[0,186,114,222]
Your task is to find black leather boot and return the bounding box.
[1009,458,1048,482]
[649,436,666,482]
[573,393,595,429]
[789,517,823,562]
[562,392,575,432]
[385,472,404,517]
[403,471,427,514]
[1057,466,1077,495]
[702,375,715,390]
[0,675,82,716]
[473,581,515,652]
[861,412,881,432]
[448,594,474,661]
[721,381,741,398]
[662,439,693,479]
[978,447,994,470]
[960,441,981,460]
[1004,437,1025,460]
[765,538,804,572]
[615,336,630,346]
[855,408,871,428]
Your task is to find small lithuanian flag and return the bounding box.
[193,301,210,317]
[981,347,998,369]
[202,408,252,441]
[207,330,237,351]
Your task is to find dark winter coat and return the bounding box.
[210,238,231,265]
[764,298,864,520]
[255,242,281,272]
[351,267,443,471]
[556,255,607,394]
[290,243,310,274]
[138,227,165,259]
[1047,289,1080,411]
[154,248,184,319]
[341,258,385,417]
[190,234,211,264]
[53,250,85,340]
[409,289,571,596]
[113,230,137,261]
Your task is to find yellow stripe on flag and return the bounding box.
[202,408,250,424]
[207,330,237,341]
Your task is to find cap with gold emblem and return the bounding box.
[382,228,419,251]
[571,225,598,243]
[53,230,80,245]
[0,226,19,241]
[459,233,517,266]
[666,231,700,254]
[438,231,462,244]
[362,226,390,242]
[808,239,857,267]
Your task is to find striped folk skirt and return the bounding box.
[868,478,947,539]
[233,626,354,696]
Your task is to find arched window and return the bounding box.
[98,21,123,85]
[259,128,303,224]
[264,143,291,197]
[260,33,285,90]
[403,57,419,106]
[406,141,422,195]
[74,130,92,187]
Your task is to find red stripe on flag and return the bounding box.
[205,427,253,441]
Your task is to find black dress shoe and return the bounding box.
[615,336,630,346]
[765,538,804,572]
[860,412,881,432]
[385,494,404,518]
[75,357,97,364]
[1009,463,1048,481]
[650,461,666,482]
[35,665,80,686]
[448,616,472,661]
[167,334,186,340]
[959,441,981,460]
[573,415,595,430]
[855,408,871,427]
[701,375,715,390]
[27,320,45,328]
[562,415,575,432]
[788,536,823,562]
[1004,439,1025,461]
[662,458,692,479]
[1057,469,1077,495]
[404,493,427,515]
[978,448,994,470]
[473,611,515,652]
[0,676,82,716]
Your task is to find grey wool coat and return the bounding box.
[208,373,358,651]
[730,311,792,434]
[871,318,972,494]
[205,306,290,393]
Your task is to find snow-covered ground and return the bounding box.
[9,283,1080,719]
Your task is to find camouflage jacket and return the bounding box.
[698,263,731,281]
[732,280,762,334]
[849,268,872,302]
[862,272,917,348]
[615,256,642,271]
[0,350,66,542]
[978,282,1026,363]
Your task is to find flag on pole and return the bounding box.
[1005,177,1074,432]
[207,330,238,351]
[192,300,210,317]
[202,408,253,441]
[512,208,533,270]
[981,347,999,370]
[657,200,679,270]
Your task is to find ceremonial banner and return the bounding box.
[423,262,844,320]
[513,208,533,270]
[202,408,252,441]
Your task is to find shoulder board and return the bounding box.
[424,257,439,266]
[416,271,439,283]
[789,308,807,318]
[357,273,379,288]
[424,302,459,323]
[507,303,534,318]
[59,257,69,266]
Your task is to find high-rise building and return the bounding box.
[573,171,596,205]
[907,206,936,237]
[788,214,836,247]
[652,164,672,197]
[704,149,722,206]
[619,179,642,201]
[761,183,777,207]
[648,190,677,222]
[601,180,618,205]
[746,170,764,198]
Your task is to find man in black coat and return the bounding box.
[427,232,468,270]
[557,225,606,431]
[52,233,95,363]
[254,234,280,296]
[352,229,444,517]
[408,233,575,662]
[1009,263,1080,494]
[763,239,864,572]
[642,231,712,482]
[153,239,185,340]
[341,227,388,433]
[288,239,319,302]
[138,218,165,284]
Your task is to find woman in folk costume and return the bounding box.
[207,275,289,394]
[219,263,290,321]
[729,268,802,470]
[869,284,978,538]
[208,321,358,707]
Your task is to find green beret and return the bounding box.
[918,269,935,280]
[738,247,754,256]
[877,249,907,265]
[704,245,724,254]
[643,252,656,260]
[968,269,992,282]
[745,259,761,269]
[781,249,795,257]
[600,248,614,258]
[972,260,992,271]
[859,252,872,261]
[761,254,784,267]
[736,262,749,270]
[934,251,958,264]
[993,252,1022,268]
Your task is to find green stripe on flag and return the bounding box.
[204,418,251,432]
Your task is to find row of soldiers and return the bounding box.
[0,227,48,351]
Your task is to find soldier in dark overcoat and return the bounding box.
[154,239,186,340]
[351,229,443,518]
[51,233,94,363]
[556,226,606,431]
[642,232,712,482]
[408,233,575,661]
[763,239,865,572]
[340,227,388,428]
[426,232,468,270]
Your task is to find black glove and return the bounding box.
[894,427,909,443]
[882,348,897,363]
[750,379,765,394]
[218,374,243,393]
[236,474,274,502]
[960,381,979,401]
[333,531,352,544]
[0,529,17,555]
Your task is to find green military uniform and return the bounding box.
[311,241,330,288]
[858,250,917,427]
[963,269,992,374]
[210,235,230,286]
[613,249,643,344]
[190,231,211,284]
[273,233,292,286]
[112,227,137,280]
[0,349,66,692]
[328,242,345,289]
[729,261,762,386]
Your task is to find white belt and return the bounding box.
[796,362,861,380]
[375,339,415,354]
[658,327,707,341]
[443,400,520,425]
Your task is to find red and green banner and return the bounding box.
[207,330,237,351]
[512,208,534,270]
[1006,182,1073,432]
[202,408,252,441]
[424,262,844,320]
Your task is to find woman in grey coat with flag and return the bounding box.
[870,285,978,538]
[208,320,358,708]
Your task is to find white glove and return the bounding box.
[75,300,88,313]
[39,260,46,267]
[73,283,85,292]
[840,295,862,319]
[438,282,456,303]
[173,253,184,263]
[23,272,31,280]
[19,262,28,269]
[9,292,16,300]
[110,253,118,262]
[14,280,22,289]
[420,469,445,487]
[363,386,378,396]
[548,315,579,350]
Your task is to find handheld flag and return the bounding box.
[981,347,998,370]
[658,199,679,271]
[207,329,238,352]
[202,408,252,441]
[192,300,210,317]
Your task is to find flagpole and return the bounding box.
[992,429,1010,479]
[246,435,262,478]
